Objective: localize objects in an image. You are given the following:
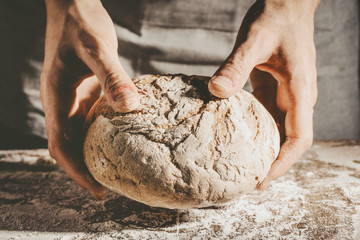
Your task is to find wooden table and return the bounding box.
[0,141,359,240]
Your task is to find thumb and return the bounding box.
[77,41,140,113]
[101,71,140,113]
[209,46,260,98]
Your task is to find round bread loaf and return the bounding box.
[83,74,280,209]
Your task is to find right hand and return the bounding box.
[208,0,319,189]
[40,0,140,199]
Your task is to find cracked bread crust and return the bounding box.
[83,74,280,209]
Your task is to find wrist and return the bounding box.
[264,0,320,16]
[261,0,320,27]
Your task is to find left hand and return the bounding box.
[208,0,319,189]
[41,0,140,199]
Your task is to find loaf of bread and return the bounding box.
[83,74,280,209]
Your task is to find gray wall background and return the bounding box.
[313,0,359,139]
[0,0,359,140]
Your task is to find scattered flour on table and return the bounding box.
[1,142,360,239]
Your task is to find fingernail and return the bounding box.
[209,76,234,98]
[210,76,233,91]
[91,188,107,200]
[256,183,264,191]
[256,180,270,191]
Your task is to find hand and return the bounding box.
[208,0,319,189]
[40,0,140,199]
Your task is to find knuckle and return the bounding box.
[218,58,248,85]
[104,73,136,103]
[104,72,121,91]
[227,58,247,75]
[104,75,124,101]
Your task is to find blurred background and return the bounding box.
[0,0,359,149]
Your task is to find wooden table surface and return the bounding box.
[0,140,359,240]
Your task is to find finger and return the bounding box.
[209,23,273,98]
[41,74,106,199]
[81,47,140,113]
[75,21,140,113]
[46,114,107,199]
[257,86,314,190]
[50,139,107,200]
[256,135,311,190]
[70,76,102,142]
[71,76,102,121]
[250,68,278,90]
[250,69,286,142]
[209,47,258,98]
